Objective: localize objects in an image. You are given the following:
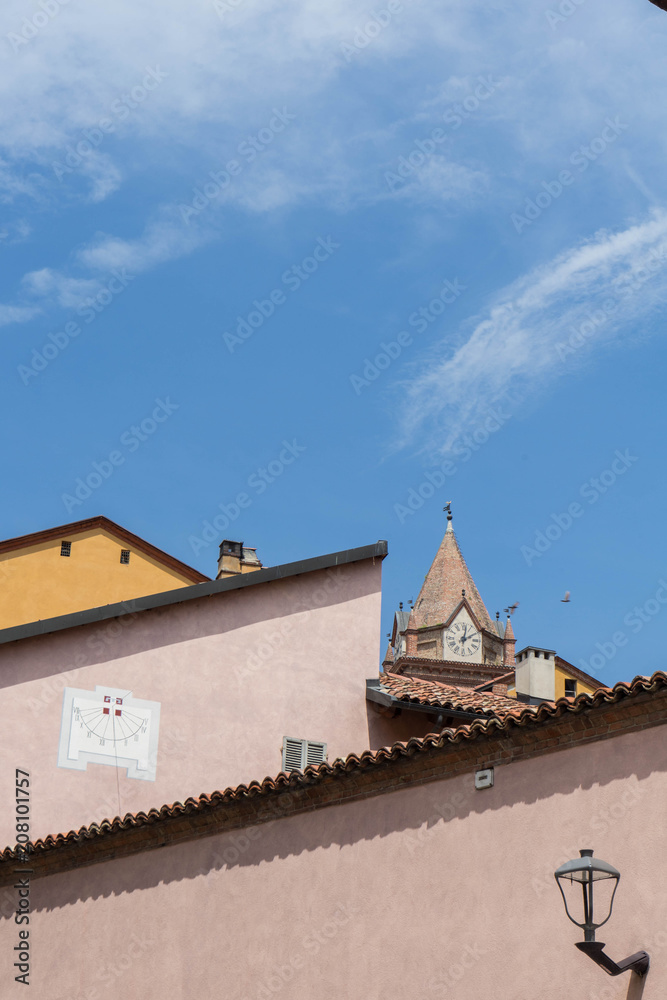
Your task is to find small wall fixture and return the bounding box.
[474,767,494,790]
[554,849,649,977]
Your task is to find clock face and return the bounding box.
[445,621,481,657]
[58,686,161,781]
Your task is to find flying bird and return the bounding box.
[561,591,571,603]
[504,602,519,615]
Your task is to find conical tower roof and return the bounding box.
[408,519,495,633]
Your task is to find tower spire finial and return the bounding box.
[443,502,453,532]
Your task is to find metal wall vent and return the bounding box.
[282,737,327,772]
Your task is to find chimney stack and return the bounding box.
[514,647,556,702]
[216,540,263,580]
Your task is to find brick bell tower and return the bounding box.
[383,506,516,689]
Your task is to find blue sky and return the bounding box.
[2,0,667,686]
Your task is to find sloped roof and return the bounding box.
[408,523,495,632]
[474,671,515,692]
[0,515,209,584]
[394,609,410,633]
[0,540,388,646]
[378,671,533,718]
[2,671,665,881]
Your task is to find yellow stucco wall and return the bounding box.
[507,666,599,702]
[554,664,598,700]
[0,528,197,629]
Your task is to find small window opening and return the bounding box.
[120,549,131,564]
[60,541,71,557]
[564,678,577,698]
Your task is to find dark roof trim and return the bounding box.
[0,540,388,647]
[366,678,480,722]
[0,516,209,584]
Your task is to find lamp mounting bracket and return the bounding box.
[575,942,650,978]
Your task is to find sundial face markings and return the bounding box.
[78,704,146,741]
[119,709,143,726]
[60,687,160,780]
[89,715,107,737]
[79,707,108,737]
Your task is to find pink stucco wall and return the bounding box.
[2,722,665,999]
[0,558,383,849]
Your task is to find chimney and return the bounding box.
[514,647,557,702]
[216,540,263,580]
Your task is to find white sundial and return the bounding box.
[58,686,161,781]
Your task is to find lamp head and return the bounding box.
[554,850,620,941]
[553,850,649,977]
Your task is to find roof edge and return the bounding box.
[0,516,210,584]
[1,670,664,885]
[366,677,481,721]
[0,540,388,647]
[555,655,605,691]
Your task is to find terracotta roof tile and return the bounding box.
[379,671,535,718]
[473,671,515,691]
[2,671,665,865]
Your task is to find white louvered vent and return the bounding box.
[282,737,327,772]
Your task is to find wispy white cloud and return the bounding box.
[80,155,123,204]
[0,303,40,327]
[0,0,663,217]
[0,218,31,244]
[76,207,214,274]
[397,210,667,455]
[21,268,102,309]
[1,0,667,329]
[388,156,488,203]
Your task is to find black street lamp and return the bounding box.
[554,850,650,977]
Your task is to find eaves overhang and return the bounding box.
[366,678,482,722]
[0,540,388,646]
[1,671,665,886]
[2,671,665,887]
